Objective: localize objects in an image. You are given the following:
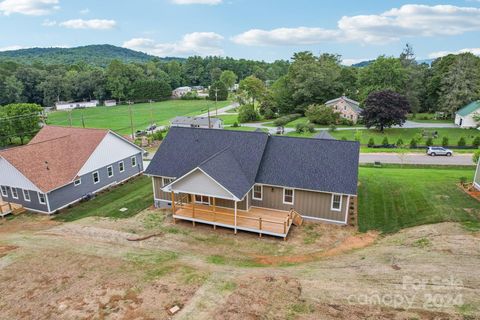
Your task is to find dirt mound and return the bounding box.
[253,231,378,265]
[0,245,17,258]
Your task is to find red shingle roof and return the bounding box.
[0,126,108,192]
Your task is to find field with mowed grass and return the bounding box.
[357,165,480,233]
[54,176,152,222]
[47,100,231,134]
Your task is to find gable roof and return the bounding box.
[0,126,109,192]
[456,101,480,117]
[171,116,222,127]
[314,131,336,140]
[146,127,360,197]
[325,96,363,113]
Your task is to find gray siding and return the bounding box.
[0,187,48,212]
[48,153,143,212]
[250,185,348,222]
[475,162,480,187]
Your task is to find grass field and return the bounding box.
[264,117,363,128]
[358,165,480,233]
[407,113,452,123]
[47,100,231,134]
[54,176,152,222]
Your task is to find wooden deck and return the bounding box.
[0,201,24,217]
[173,203,293,238]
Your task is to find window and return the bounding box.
[162,177,173,187]
[23,189,31,202]
[1,186,7,197]
[119,161,125,172]
[283,188,294,205]
[331,194,342,211]
[38,193,46,205]
[131,156,137,167]
[74,178,81,186]
[252,184,262,200]
[107,166,114,178]
[92,171,100,184]
[11,187,18,199]
[195,195,209,204]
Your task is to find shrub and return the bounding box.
[458,137,466,147]
[396,138,404,146]
[237,104,260,123]
[341,136,347,141]
[425,137,433,146]
[473,150,480,164]
[180,91,201,100]
[232,122,239,127]
[367,138,375,147]
[459,176,467,186]
[472,136,480,148]
[306,123,315,133]
[295,122,316,134]
[339,118,354,126]
[152,131,163,141]
[353,130,362,142]
[410,138,417,148]
[272,113,302,127]
[382,137,389,146]
[442,136,449,147]
[305,104,340,125]
[329,124,337,132]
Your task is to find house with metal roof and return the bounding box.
[170,116,223,129]
[455,101,480,128]
[145,127,359,239]
[325,96,363,124]
[0,126,144,215]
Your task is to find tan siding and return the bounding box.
[251,185,347,222]
[153,177,171,201]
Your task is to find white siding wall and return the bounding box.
[168,169,234,199]
[456,113,478,128]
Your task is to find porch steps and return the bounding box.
[290,210,303,226]
[348,197,358,227]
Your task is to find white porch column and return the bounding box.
[234,200,237,234]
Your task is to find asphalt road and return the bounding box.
[359,153,474,165]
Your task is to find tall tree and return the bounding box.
[219,70,237,90]
[363,90,410,132]
[4,103,43,144]
[208,81,228,101]
[239,75,266,108]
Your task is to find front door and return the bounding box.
[195,195,210,204]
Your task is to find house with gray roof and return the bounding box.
[145,127,359,238]
[170,116,223,129]
[325,96,363,124]
[455,101,480,128]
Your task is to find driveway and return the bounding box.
[198,102,239,117]
[359,152,473,165]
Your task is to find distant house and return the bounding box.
[0,126,143,214]
[171,116,223,129]
[455,101,480,128]
[104,100,117,107]
[325,96,363,124]
[172,86,192,98]
[55,100,99,110]
[145,127,359,238]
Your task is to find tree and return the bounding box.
[220,70,237,90]
[106,60,144,101]
[131,79,171,101]
[239,75,266,108]
[363,90,410,132]
[3,103,43,144]
[2,75,24,104]
[305,104,340,125]
[237,104,260,123]
[208,81,228,101]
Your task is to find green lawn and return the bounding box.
[54,176,153,222]
[217,114,239,125]
[358,166,480,233]
[47,100,231,135]
[224,126,267,132]
[408,113,452,123]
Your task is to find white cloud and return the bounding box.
[171,0,222,4]
[79,8,89,14]
[233,4,480,46]
[0,0,59,16]
[0,45,26,51]
[123,32,224,57]
[59,19,116,30]
[42,18,56,26]
[429,47,480,59]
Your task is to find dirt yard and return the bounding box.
[0,209,479,319]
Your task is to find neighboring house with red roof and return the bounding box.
[325,96,363,124]
[0,126,144,214]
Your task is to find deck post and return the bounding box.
[234,200,237,234]
[259,217,262,237]
[192,195,196,227]
[171,192,176,224]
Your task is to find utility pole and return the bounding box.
[128,103,135,139]
[215,88,219,116]
[68,111,72,127]
[81,110,85,128]
[207,104,211,128]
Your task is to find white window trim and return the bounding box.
[1,186,7,197]
[252,184,262,201]
[11,187,19,199]
[23,189,31,202]
[74,178,82,186]
[38,192,46,205]
[107,165,114,178]
[119,161,125,173]
[131,156,137,167]
[283,188,294,205]
[162,177,173,187]
[331,193,342,212]
[93,171,100,184]
[194,195,210,204]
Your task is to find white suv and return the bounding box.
[426,146,453,156]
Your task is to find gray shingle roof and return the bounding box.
[325,96,363,113]
[171,116,222,127]
[146,127,360,198]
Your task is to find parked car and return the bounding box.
[276,126,285,135]
[426,146,453,156]
[135,130,147,137]
[146,124,157,131]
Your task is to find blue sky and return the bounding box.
[0,0,479,63]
